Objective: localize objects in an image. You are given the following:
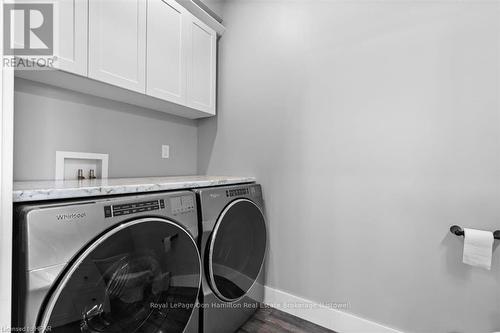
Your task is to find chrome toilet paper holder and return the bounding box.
[450,225,500,240]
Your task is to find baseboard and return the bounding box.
[263,286,403,333]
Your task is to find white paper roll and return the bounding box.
[463,228,494,270]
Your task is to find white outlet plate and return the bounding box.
[55,151,109,180]
[162,145,170,159]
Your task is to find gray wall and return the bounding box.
[14,79,198,180]
[198,1,500,332]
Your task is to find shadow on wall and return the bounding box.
[197,42,220,175]
[197,39,221,175]
[197,115,218,175]
[14,78,194,126]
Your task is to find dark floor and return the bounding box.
[237,306,336,333]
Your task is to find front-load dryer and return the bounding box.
[194,184,267,333]
[13,191,201,333]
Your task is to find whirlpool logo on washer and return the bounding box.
[56,212,87,221]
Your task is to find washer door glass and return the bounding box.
[208,199,267,301]
[39,218,200,333]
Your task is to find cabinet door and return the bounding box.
[88,0,146,93]
[55,0,88,75]
[186,15,216,115]
[146,0,187,104]
[8,0,88,75]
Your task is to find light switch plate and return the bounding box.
[162,145,170,159]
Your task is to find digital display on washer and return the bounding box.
[104,199,165,218]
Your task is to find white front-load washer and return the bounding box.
[13,191,201,333]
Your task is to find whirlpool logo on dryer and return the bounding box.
[56,212,87,221]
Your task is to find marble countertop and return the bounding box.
[13,176,256,202]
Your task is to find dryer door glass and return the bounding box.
[208,199,267,301]
[39,218,200,333]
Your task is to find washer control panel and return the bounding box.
[104,199,165,218]
[170,195,195,214]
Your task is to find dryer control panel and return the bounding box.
[226,188,249,197]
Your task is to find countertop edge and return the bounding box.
[13,176,257,203]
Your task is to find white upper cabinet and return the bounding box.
[16,0,219,118]
[88,0,147,93]
[55,0,88,76]
[146,0,187,104]
[186,15,216,115]
[10,0,88,76]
